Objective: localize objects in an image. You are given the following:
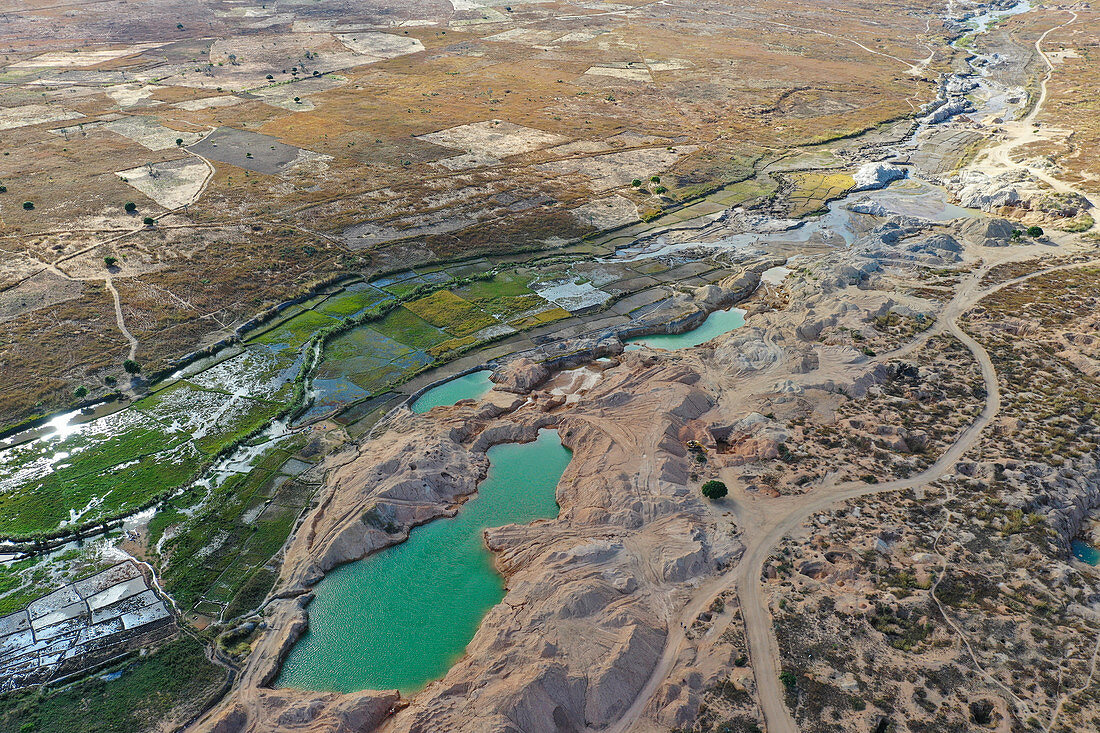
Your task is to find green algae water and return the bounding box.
[411,370,494,413]
[276,429,571,694]
[626,307,746,350]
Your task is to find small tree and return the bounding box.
[143,216,155,226]
[104,256,118,268]
[176,138,184,147]
[1027,225,1044,237]
[124,201,137,213]
[631,178,642,187]
[22,201,33,210]
[74,385,88,399]
[654,185,667,194]
[0,185,6,193]
[650,175,661,183]
[123,359,141,374]
[780,671,797,690]
[701,479,727,500]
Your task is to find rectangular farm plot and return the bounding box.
[187,127,314,174]
[319,328,412,376]
[0,104,83,131]
[372,307,451,350]
[346,353,433,394]
[533,278,612,311]
[251,309,339,349]
[785,171,856,217]
[381,277,429,299]
[318,327,432,395]
[316,283,393,320]
[116,157,208,209]
[297,378,372,423]
[403,291,497,337]
[452,273,549,320]
[508,306,573,329]
[417,120,567,160]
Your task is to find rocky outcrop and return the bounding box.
[614,266,766,344]
[491,337,624,393]
[491,357,552,393]
[207,690,400,733]
[948,169,1035,212]
[925,97,974,124]
[852,162,907,192]
[958,216,1018,247]
[1003,453,1100,552]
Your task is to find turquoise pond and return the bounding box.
[1071,539,1100,566]
[411,370,495,413]
[276,429,571,693]
[626,307,746,350]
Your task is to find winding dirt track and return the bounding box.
[606,231,1100,731]
[602,257,1005,733]
[104,276,138,362]
[607,7,1098,732]
[978,10,1098,221]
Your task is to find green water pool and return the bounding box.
[1072,539,1100,566]
[410,370,494,413]
[276,429,571,694]
[626,307,746,350]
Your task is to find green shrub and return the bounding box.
[701,479,728,500]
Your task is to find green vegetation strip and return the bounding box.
[0,636,226,733]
